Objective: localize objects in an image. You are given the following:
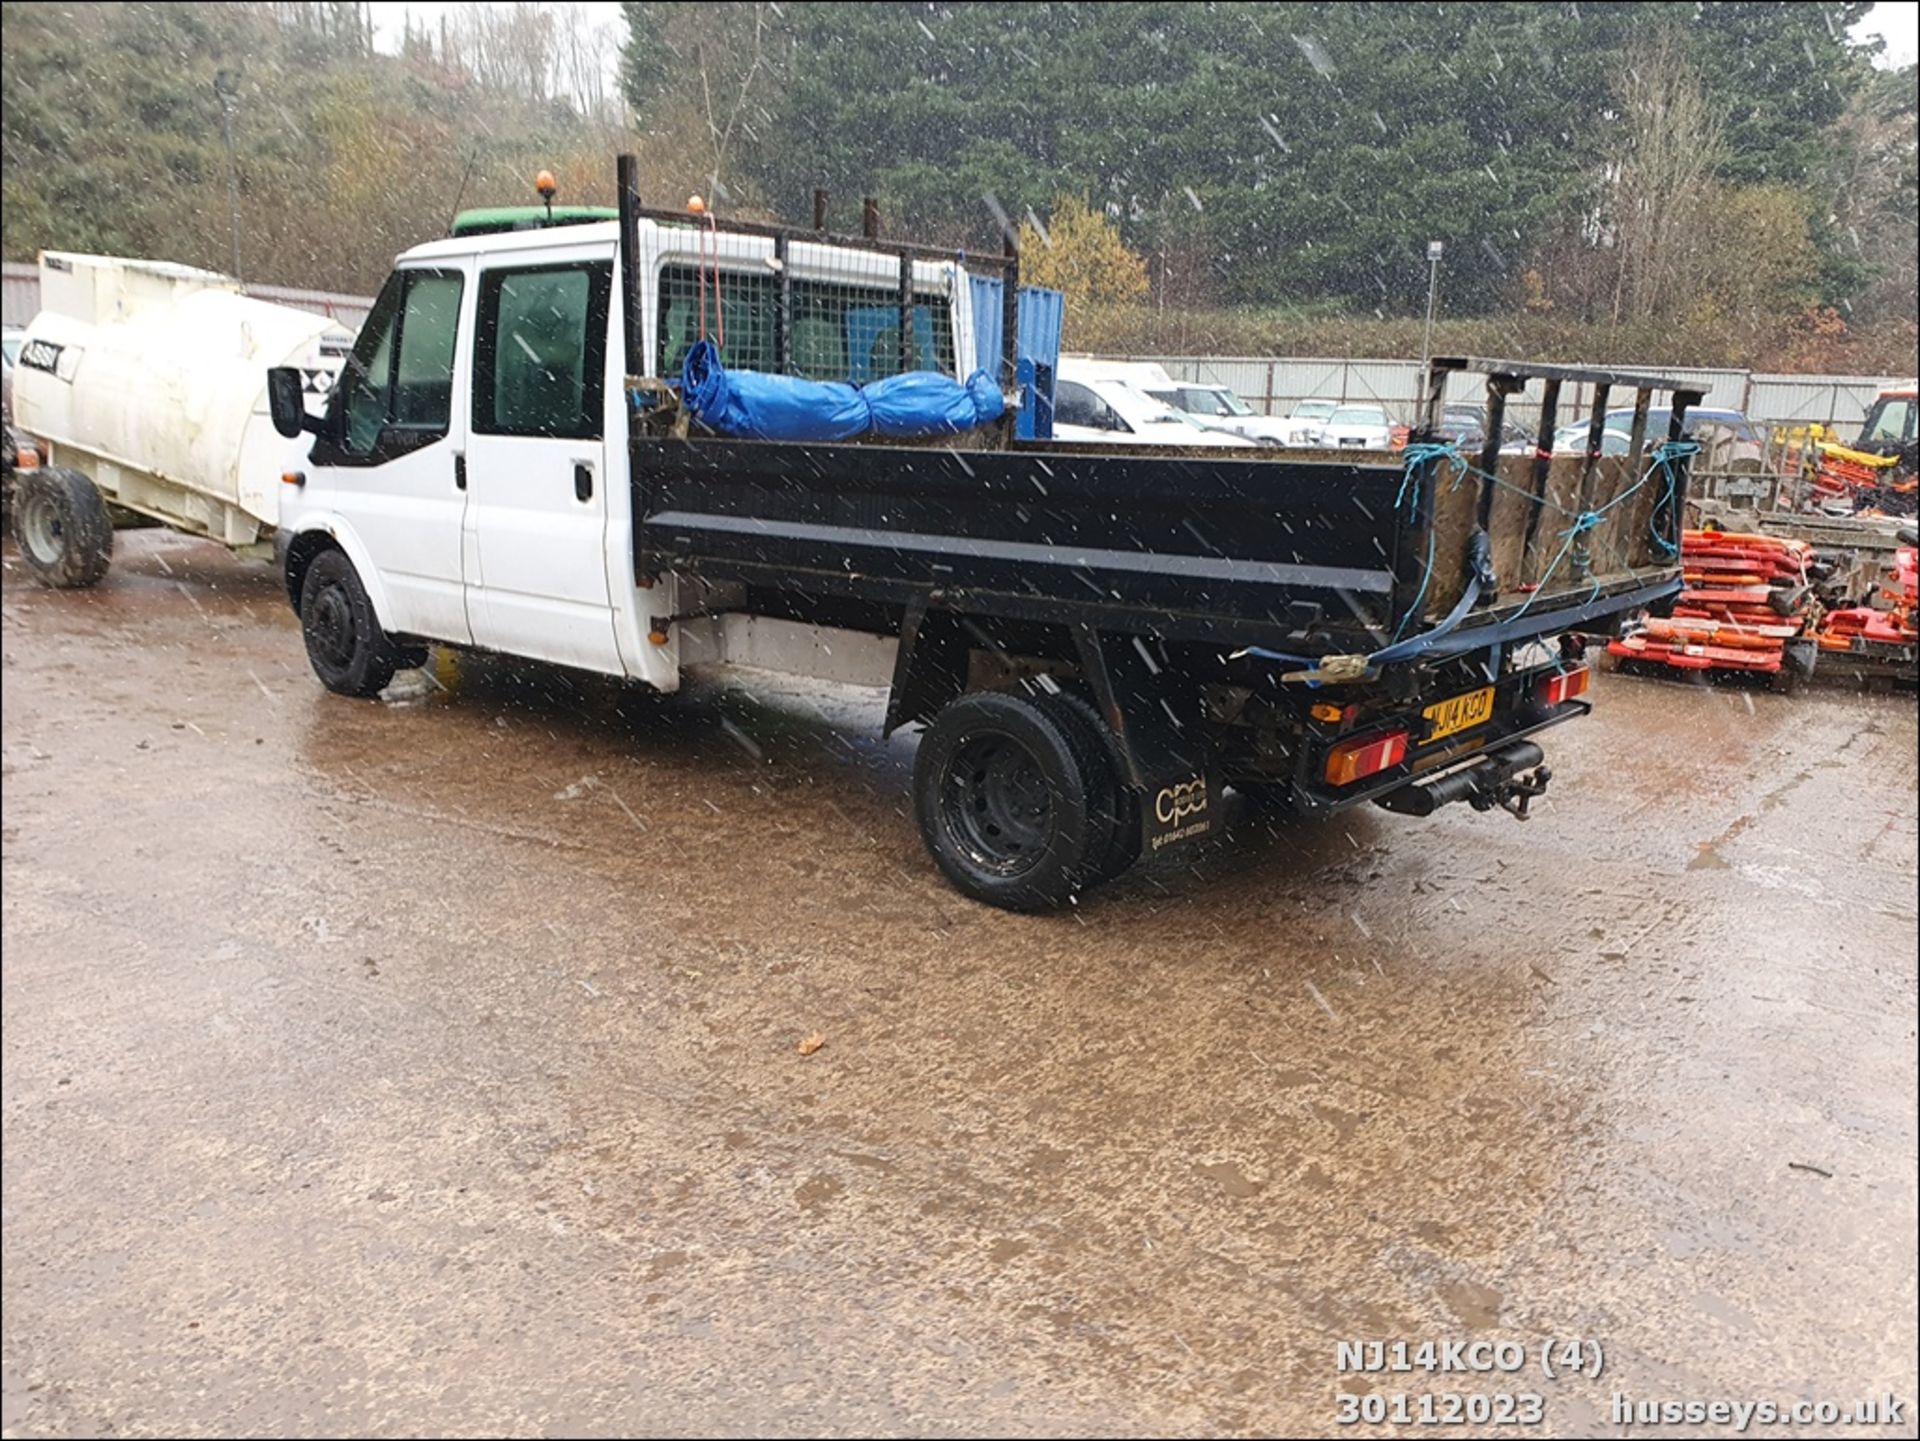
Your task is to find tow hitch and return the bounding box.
[1372,741,1553,820]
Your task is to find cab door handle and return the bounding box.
[454,453,467,490]
[574,462,594,502]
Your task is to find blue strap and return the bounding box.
[1245,436,1697,672]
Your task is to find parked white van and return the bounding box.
[1053,359,1254,448]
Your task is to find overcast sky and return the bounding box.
[1852,0,1920,66]
[370,0,623,82]
[368,0,1920,78]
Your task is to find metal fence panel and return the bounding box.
[6,256,1899,438]
[2,261,37,328]
[1090,351,1890,434]
[1746,374,1889,430]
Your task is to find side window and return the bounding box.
[338,271,401,455]
[333,269,463,459]
[1692,420,1729,466]
[1864,398,1913,444]
[392,274,462,430]
[1055,381,1105,429]
[475,262,612,440]
[656,264,774,377]
[653,265,956,382]
[342,289,398,454]
[828,294,951,383]
[792,314,847,380]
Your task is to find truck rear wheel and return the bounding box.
[1037,688,1142,882]
[299,548,401,698]
[12,465,113,589]
[913,689,1114,911]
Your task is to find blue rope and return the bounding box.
[1248,442,1480,668]
[1250,436,1700,666]
[1386,443,1458,644]
[1509,438,1700,619]
[1510,510,1601,621]
[1395,441,1466,516]
[1645,438,1698,556]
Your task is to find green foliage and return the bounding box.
[739,0,1895,324]
[1,0,1908,374]
[619,1,673,120]
[0,0,633,293]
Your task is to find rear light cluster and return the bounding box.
[1325,730,1408,787]
[1538,666,1591,706]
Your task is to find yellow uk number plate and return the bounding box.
[1423,685,1495,741]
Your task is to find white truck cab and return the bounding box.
[276,214,975,696]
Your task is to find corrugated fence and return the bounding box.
[5,261,1894,434]
[1085,353,1900,435]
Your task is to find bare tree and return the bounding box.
[695,3,773,197]
[443,1,555,105]
[1603,31,1726,330]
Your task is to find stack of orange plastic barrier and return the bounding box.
[1607,529,1813,676]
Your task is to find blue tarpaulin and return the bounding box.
[679,340,1004,443]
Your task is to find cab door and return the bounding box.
[462,246,623,674]
[309,266,472,642]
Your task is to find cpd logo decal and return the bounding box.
[1154,776,1208,826]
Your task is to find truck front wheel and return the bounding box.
[299,548,401,698]
[12,466,113,589]
[913,689,1116,911]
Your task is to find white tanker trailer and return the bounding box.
[9,252,349,587]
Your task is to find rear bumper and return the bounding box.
[1288,674,1589,817]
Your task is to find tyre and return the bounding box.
[11,465,113,589]
[913,689,1113,911]
[1036,687,1142,882]
[299,547,401,698]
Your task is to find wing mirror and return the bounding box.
[267,366,323,438]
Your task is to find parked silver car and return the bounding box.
[1324,403,1395,450]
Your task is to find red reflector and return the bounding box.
[1325,729,1409,786]
[1540,666,1591,706]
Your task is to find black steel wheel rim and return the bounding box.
[309,580,358,669]
[940,730,1054,877]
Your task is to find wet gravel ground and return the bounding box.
[4,530,1916,1437]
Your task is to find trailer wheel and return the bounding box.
[12,466,113,589]
[913,689,1113,911]
[299,548,400,698]
[1037,688,1142,881]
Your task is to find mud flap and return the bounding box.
[1142,770,1220,856]
[1070,624,1219,859]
